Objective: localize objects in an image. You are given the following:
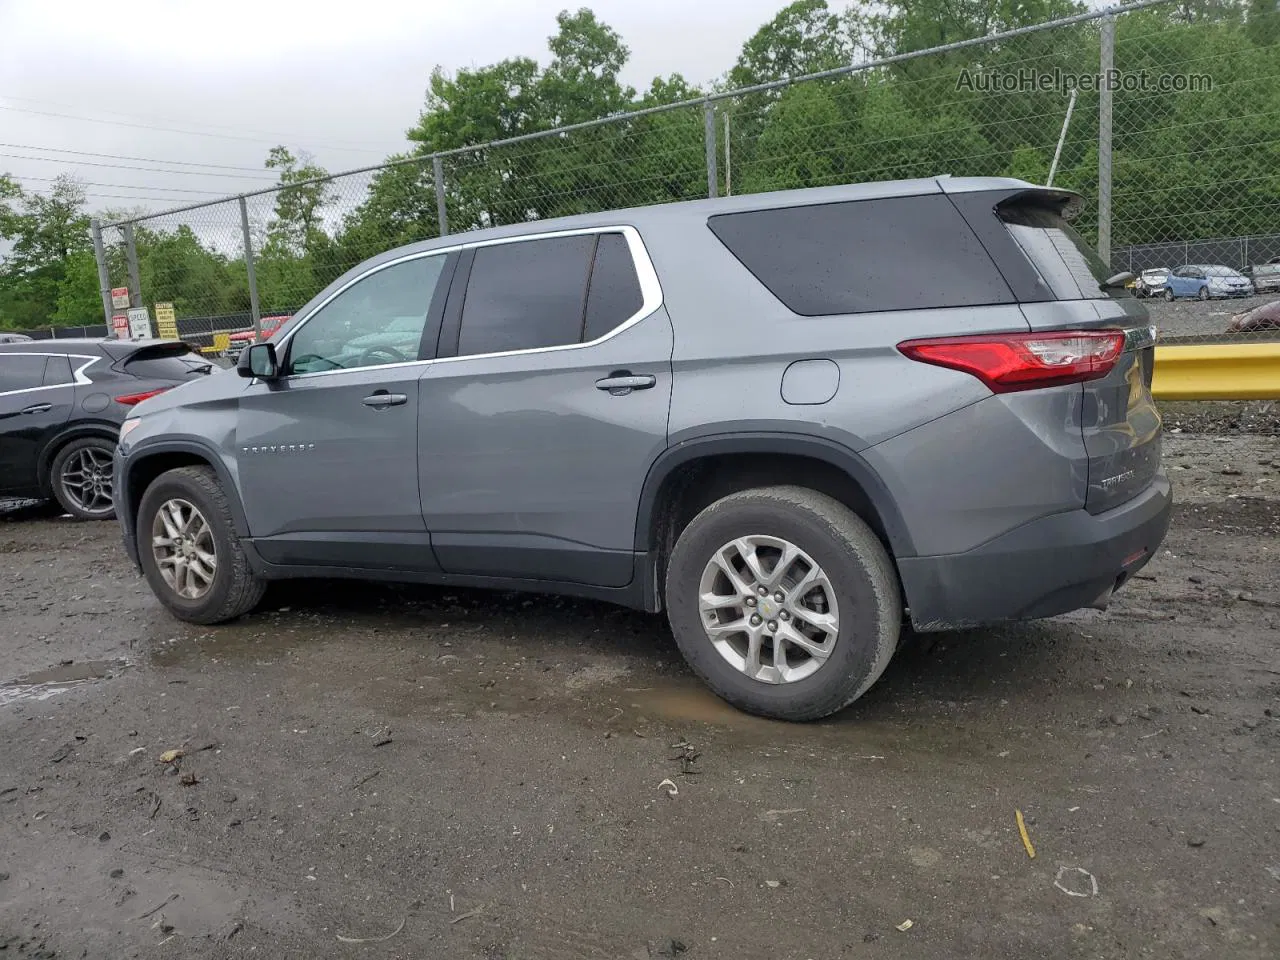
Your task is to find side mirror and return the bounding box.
[238,342,279,379]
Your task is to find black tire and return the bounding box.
[664,486,901,722]
[49,436,118,521]
[1198,285,1210,300]
[136,465,265,625]
[1163,287,1175,301]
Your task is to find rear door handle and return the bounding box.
[595,373,657,394]
[20,403,53,415]
[362,392,407,409]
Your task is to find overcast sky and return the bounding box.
[0,0,812,218]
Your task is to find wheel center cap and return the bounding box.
[758,597,778,618]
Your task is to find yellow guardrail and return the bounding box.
[1152,342,1280,400]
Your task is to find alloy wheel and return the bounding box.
[151,498,218,600]
[59,446,115,517]
[697,535,840,684]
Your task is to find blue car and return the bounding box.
[1163,264,1255,300]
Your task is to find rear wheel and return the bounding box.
[50,437,117,520]
[137,466,265,624]
[664,486,901,722]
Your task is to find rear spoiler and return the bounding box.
[99,338,200,367]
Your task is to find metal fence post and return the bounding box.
[90,219,113,327]
[1097,13,1115,266]
[238,195,263,342]
[704,101,719,200]
[432,155,449,236]
[723,112,732,196]
[123,223,142,309]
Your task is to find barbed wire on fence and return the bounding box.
[85,0,1280,347]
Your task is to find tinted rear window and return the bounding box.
[998,198,1127,300]
[123,347,213,380]
[458,235,595,356]
[584,233,645,341]
[0,354,48,392]
[706,195,1014,316]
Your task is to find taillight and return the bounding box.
[114,387,171,406]
[897,330,1125,393]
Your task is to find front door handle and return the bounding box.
[20,403,53,415]
[595,373,657,395]
[362,392,408,409]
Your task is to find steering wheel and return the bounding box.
[289,354,343,372]
[360,346,409,366]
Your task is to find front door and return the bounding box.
[236,251,454,570]
[0,353,75,496]
[418,229,672,588]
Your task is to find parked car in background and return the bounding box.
[1227,299,1280,333]
[1133,268,1170,298]
[224,315,291,364]
[0,332,33,343]
[1163,264,1254,300]
[115,176,1170,722]
[1249,261,1280,294]
[0,338,212,519]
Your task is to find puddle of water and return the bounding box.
[0,659,129,707]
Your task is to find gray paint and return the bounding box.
[115,174,1169,631]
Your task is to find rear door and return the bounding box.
[959,189,1162,513]
[0,353,76,495]
[417,227,672,588]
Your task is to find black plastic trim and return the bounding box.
[432,532,634,587]
[633,432,915,557]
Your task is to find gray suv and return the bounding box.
[114,176,1171,721]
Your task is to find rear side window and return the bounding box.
[124,347,214,380]
[458,235,595,356]
[999,198,1128,300]
[706,195,1014,316]
[43,354,74,386]
[584,233,644,342]
[0,355,48,393]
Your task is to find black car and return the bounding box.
[0,338,214,519]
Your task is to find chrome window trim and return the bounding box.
[268,225,663,383]
[0,353,99,398]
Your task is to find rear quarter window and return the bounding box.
[706,195,1015,316]
[998,197,1129,300]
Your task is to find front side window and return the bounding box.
[0,355,48,393]
[287,254,446,375]
[457,235,596,357]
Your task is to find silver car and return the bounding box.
[113,176,1171,721]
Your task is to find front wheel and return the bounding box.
[50,436,117,520]
[1198,285,1210,300]
[137,466,265,624]
[664,486,901,722]
[1163,287,1175,301]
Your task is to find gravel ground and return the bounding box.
[1,426,1278,959]
[1145,293,1277,340]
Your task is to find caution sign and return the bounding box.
[154,302,178,340]
[111,287,130,310]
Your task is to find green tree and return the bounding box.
[0,174,91,329]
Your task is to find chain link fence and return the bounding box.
[88,0,1280,350]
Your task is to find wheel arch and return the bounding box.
[123,441,250,539]
[634,433,914,610]
[37,421,120,497]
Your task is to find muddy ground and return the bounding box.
[1,422,1278,959]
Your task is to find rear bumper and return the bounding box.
[898,474,1172,632]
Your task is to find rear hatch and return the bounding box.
[953,187,1162,513]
